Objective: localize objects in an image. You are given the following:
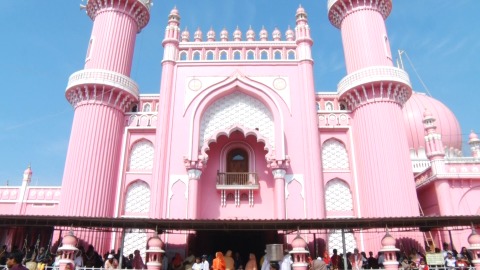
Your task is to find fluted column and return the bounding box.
[267,158,290,219]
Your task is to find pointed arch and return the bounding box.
[322,138,350,170]
[325,178,353,212]
[187,72,287,161]
[124,180,150,214]
[128,139,154,171]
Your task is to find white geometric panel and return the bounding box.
[325,179,353,211]
[125,181,150,213]
[199,91,274,149]
[322,139,349,169]
[328,230,357,255]
[123,229,147,259]
[128,140,154,171]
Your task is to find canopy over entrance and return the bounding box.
[0,215,479,231]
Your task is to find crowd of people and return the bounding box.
[0,242,476,270]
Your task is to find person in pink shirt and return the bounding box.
[132,250,146,269]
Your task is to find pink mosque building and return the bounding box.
[1,0,480,261]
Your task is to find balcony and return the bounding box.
[216,172,259,190]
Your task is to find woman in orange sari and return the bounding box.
[213,252,226,270]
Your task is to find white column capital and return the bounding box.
[272,168,287,179]
[187,169,202,180]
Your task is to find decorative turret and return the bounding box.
[22,165,32,183]
[325,0,418,222]
[379,230,400,270]
[58,231,78,270]
[469,131,480,158]
[220,28,229,41]
[233,27,242,41]
[272,28,281,41]
[423,109,446,163]
[260,26,268,41]
[467,226,480,270]
[181,28,190,42]
[194,27,203,42]
[246,26,255,41]
[290,234,309,270]
[207,28,216,42]
[295,6,312,43]
[146,235,165,270]
[285,27,294,41]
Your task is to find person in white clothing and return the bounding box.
[280,251,292,270]
[202,255,210,270]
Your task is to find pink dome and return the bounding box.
[62,233,77,246]
[296,5,306,16]
[24,166,32,175]
[272,28,281,41]
[233,27,242,41]
[381,232,396,247]
[169,7,179,16]
[207,28,216,41]
[285,27,294,41]
[291,234,307,249]
[246,26,255,41]
[402,92,462,152]
[259,27,268,41]
[181,28,190,42]
[148,236,164,249]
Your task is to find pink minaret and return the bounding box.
[151,7,181,218]
[328,0,418,218]
[295,6,325,219]
[469,131,480,158]
[60,0,151,246]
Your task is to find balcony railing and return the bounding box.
[216,172,259,190]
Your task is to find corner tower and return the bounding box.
[328,0,419,217]
[60,0,151,218]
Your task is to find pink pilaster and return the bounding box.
[186,166,203,219]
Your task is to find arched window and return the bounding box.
[234,51,241,60]
[325,179,353,211]
[247,51,255,60]
[261,51,268,60]
[226,193,235,201]
[193,51,201,60]
[325,102,334,111]
[206,51,214,60]
[227,148,249,173]
[274,51,282,60]
[328,229,357,256]
[339,102,347,111]
[131,104,138,112]
[143,103,151,112]
[220,51,228,60]
[128,140,154,171]
[287,50,295,60]
[179,51,187,61]
[322,139,349,169]
[124,181,151,213]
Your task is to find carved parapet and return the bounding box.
[85,0,151,32]
[327,0,392,28]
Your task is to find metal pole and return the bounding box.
[448,230,454,251]
[119,229,127,269]
[342,229,348,270]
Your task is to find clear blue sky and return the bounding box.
[0,0,478,186]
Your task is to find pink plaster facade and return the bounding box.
[2,0,480,259]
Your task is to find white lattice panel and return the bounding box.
[328,230,357,255]
[325,179,353,211]
[123,229,147,259]
[199,92,274,149]
[129,140,154,171]
[125,181,151,213]
[322,140,349,169]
